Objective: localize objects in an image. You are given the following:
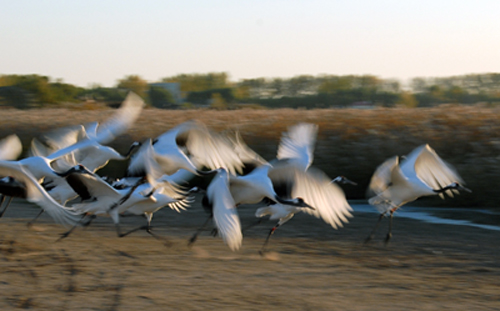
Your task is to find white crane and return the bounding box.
[0,134,22,161]
[0,134,23,216]
[276,122,318,171]
[29,91,144,176]
[120,185,195,242]
[187,130,317,249]
[22,92,144,208]
[223,128,317,208]
[0,162,82,227]
[127,120,244,177]
[227,124,354,253]
[11,92,142,183]
[365,144,471,244]
[254,165,353,254]
[190,168,242,251]
[57,165,192,242]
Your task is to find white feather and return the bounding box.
[368,144,468,213]
[277,123,318,171]
[208,169,242,251]
[0,134,22,161]
[0,160,82,227]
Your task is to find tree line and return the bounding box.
[1,72,499,109]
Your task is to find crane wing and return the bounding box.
[64,166,122,199]
[404,144,465,198]
[0,135,22,161]
[277,123,318,171]
[367,155,399,198]
[0,160,82,227]
[46,92,144,162]
[182,122,244,175]
[92,92,145,144]
[225,131,269,168]
[291,167,352,229]
[208,170,242,251]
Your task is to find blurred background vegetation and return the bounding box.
[1,72,500,109]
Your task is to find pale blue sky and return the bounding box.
[1,0,499,87]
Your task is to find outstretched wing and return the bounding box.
[367,155,399,198]
[46,92,144,161]
[292,166,352,229]
[277,123,318,171]
[0,160,82,227]
[404,144,465,198]
[181,122,244,175]
[226,131,269,168]
[92,92,145,144]
[208,170,242,251]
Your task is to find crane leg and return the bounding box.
[259,223,280,255]
[27,209,45,228]
[57,214,93,241]
[385,210,395,245]
[118,225,146,237]
[0,195,4,213]
[242,218,264,233]
[188,215,213,247]
[0,196,13,218]
[364,213,385,244]
[118,218,172,247]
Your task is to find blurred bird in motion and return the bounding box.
[365,144,471,244]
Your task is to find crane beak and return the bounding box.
[301,202,316,210]
[344,178,358,186]
[274,196,316,210]
[458,185,472,193]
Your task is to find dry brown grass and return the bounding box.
[1,105,499,207]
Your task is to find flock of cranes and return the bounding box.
[0,92,471,254]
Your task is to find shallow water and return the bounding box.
[352,203,500,231]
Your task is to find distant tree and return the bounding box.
[12,75,54,104]
[186,88,234,105]
[410,77,428,93]
[428,85,445,102]
[85,86,127,104]
[149,86,176,108]
[233,84,251,101]
[270,78,285,97]
[446,86,466,103]
[50,82,85,102]
[116,75,148,98]
[162,72,229,93]
[288,75,316,96]
[0,86,33,108]
[236,78,268,98]
[210,93,228,110]
[397,91,418,108]
[318,76,353,93]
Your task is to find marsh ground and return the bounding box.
[0,200,499,311]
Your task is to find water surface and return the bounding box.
[351,203,500,231]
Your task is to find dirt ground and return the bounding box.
[0,199,499,311]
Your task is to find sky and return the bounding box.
[1,0,499,88]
